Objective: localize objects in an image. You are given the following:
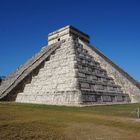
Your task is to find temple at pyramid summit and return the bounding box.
[0,25,140,106]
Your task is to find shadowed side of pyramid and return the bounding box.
[78,39,140,103]
[0,25,140,105]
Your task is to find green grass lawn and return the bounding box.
[0,102,140,140]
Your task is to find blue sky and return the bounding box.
[0,0,140,81]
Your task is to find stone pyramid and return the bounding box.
[0,25,140,106]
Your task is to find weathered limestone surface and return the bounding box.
[74,40,130,104]
[0,25,139,105]
[16,38,81,105]
[15,37,130,105]
[79,39,140,103]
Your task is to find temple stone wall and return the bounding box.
[16,38,81,105]
[80,40,140,103]
[74,40,130,104]
[15,37,131,105]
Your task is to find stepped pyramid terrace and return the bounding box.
[0,25,140,106]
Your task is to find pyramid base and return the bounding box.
[15,91,130,106]
[15,91,82,106]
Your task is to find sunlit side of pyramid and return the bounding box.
[0,25,140,105]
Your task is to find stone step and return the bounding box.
[81,88,123,95]
[79,79,121,88]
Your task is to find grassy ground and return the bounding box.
[0,102,140,140]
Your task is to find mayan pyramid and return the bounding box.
[0,25,140,106]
